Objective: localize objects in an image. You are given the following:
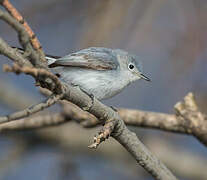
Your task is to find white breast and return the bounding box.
[57,67,130,100]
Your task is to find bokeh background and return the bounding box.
[0,0,207,180]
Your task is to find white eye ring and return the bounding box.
[128,63,134,70]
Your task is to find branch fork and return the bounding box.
[174,93,207,145]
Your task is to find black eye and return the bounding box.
[129,64,134,70]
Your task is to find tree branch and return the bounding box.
[0,9,46,67]
[61,87,178,179]
[3,63,63,94]
[0,113,67,132]
[68,93,207,146]
[0,37,33,67]
[0,0,46,64]
[2,92,206,147]
[0,94,63,124]
[174,93,207,146]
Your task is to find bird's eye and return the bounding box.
[129,64,134,70]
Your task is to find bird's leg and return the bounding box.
[71,83,94,111]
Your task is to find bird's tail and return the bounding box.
[12,47,61,65]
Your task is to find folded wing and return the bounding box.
[48,47,118,70]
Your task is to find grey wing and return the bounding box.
[49,47,118,70]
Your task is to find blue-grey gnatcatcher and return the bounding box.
[46,47,150,100]
[16,47,150,100]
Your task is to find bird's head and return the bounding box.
[114,49,151,83]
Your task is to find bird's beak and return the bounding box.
[140,73,151,81]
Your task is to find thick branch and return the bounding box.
[64,93,207,146]
[80,108,186,132]
[114,123,175,179]
[61,86,178,179]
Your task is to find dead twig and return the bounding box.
[174,93,207,146]
[0,37,33,67]
[0,9,46,67]
[3,63,63,94]
[0,94,63,124]
[88,119,115,148]
[0,0,46,64]
[0,113,67,132]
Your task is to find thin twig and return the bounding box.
[3,63,63,94]
[0,94,63,124]
[88,119,116,149]
[0,113,67,131]
[0,0,46,63]
[0,37,33,67]
[0,9,46,67]
[174,93,207,146]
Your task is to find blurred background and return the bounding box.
[0,0,207,179]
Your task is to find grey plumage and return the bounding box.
[19,47,150,100]
[47,47,150,100]
[48,47,118,70]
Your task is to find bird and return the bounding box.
[16,47,150,100]
[46,47,150,100]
